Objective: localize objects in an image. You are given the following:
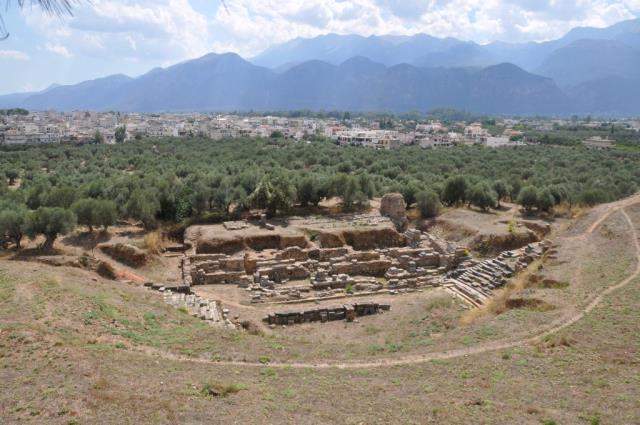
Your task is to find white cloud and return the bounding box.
[18,0,640,62]
[25,0,209,62]
[0,50,30,60]
[209,0,640,56]
[46,42,73,58]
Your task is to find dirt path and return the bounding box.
[134,195,640,369]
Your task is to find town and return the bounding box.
[1,109,638,149]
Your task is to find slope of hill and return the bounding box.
[20,75,133,111]
[251,33,463,68]
[0,55,571,114]
[107,53,274,112]
[2,193,640,424]
[536,39,640,87]
[412,42,496,68]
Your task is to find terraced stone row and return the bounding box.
[163,291,235,328]
[445,242,548,305]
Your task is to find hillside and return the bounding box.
[2,194,639,424]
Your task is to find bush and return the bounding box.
[416,190,441,218]
[201,382,247,397]
[143,231,166,255]
[580,188,608,206]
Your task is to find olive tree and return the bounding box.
[0,204,28,249]
[416,190,441,218]
[5,169,19,185]
[26,207,76,250]
[467,182,497,211]
[125,190,160,229]
[517,186,539,212]
[72,198,118,232]
[441,176,468,206]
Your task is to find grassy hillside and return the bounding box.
[1,198,639,424]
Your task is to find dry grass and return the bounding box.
[554,202,587,219]
[143,231,167,255]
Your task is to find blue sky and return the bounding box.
[0,0,639,95]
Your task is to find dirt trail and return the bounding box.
[134,194,640,369]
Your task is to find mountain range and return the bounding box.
[2,18,640,115]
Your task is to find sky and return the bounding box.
[0,0,639,95]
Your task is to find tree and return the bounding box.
[548,184,569,206]
[93,130,105,144]
[71,198,117,232]
[72,198,98,232]
[43,186,77,209]
[580,188,608,206]
[493,180,510,207]
[416,190,441,218]
[189,181,209,216]
[0,205,27,249]
[249,174,296,217]
[400,181,420,209]
[94,200,118,231]
[26,207,76,250]
[467,182,497,211]
[125,190,160,229]
[115,126,127,144]
[270,130,284,139]
[26,182,50,210]
[441,176,468,206]
[297,177,320,207]
[536,188,556,213]
[5,169,19,185]
[517,185,538,212]
[341,176,364,210]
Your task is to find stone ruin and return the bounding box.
[150,213,553,330]
[380,192,409,232]
[164,291,235,328]
[263,302,391,326]
[141,282,234,328]
[184,227,470,305]
[444,241,551,306]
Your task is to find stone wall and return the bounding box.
[263,302,391,326]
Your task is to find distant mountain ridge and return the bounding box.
[1,19,640,115]
[252,18,640,72]
[0,54,576,114]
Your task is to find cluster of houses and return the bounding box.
[335,121,523,149]
[1,110,638,149]
[0,112,326,146]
